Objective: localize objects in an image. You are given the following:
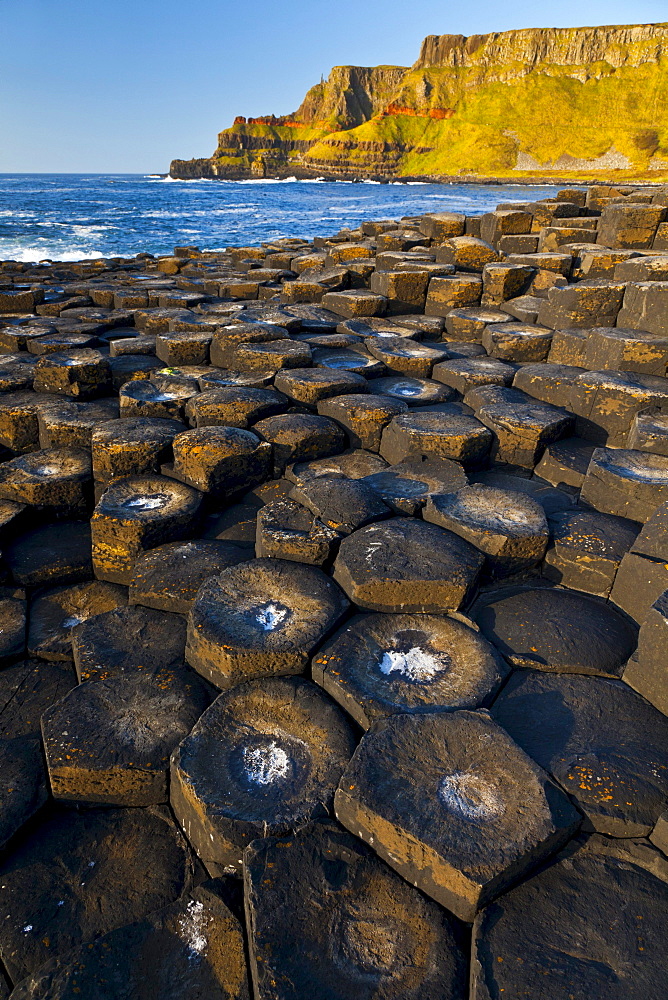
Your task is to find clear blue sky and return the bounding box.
[1,0,666,173]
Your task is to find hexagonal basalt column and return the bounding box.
[170,677,357,873]
[186,557,349,689]
[91,475,203,584]
[312,612,507,728]
[167,426,272,496]
[491,670,668,836]
[41,672,211,806]
[424,485,549,578]
[33,349,112,399]
[0,448,92,518]
[334,710,580,921]
[333,518,483,613]
[474,586,637,676]
[243,820,468,1000]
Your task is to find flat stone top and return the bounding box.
[337,710,578,883]
[474,586,637,675]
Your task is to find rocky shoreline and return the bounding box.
[0,182,667,997]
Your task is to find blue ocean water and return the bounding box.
[0,174,561,262]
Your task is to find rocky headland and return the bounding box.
[170,22,668,184]
[0,183,667,996]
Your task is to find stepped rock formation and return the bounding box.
[170,23,668,183]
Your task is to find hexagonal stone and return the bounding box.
[37,399,119,450]
[482,323,553,362]
[316,393,408,451]
[71,605,187,682]
[42,670,212,806]
[571,370,668,446]
[424,485,549,578]
[0,448,92,518]
[119,379,196,421]
[232,339,312,372]
[334,710,580,921]
[91,475,203,584]
[209,322,286,368]
[184,386,287,429]
[470,388,574,469]
[474,586,637,675]
[288,476,391,535]
[10,879,251,1000]
[285,449,387,487]
[0,597,26,663]
[243,820,468,1000]
[186,558,349,689]
[534,436,596,488]
[255,498,340,565]
[368,375,454,406]
[580,447,668,522]
[623,589,668,716]
[27,581,127,660]
[380,409,493,466]
[543,508,640,597]
[4,520,92,588]
[253,413,346,476]
[167,426,272,496]
[0,736,48,852]
[432,356,517,394]
[333,518,483,612]
[312,612,507,728]
[311,346,385,377]
[128,540,248,614]
[363,456,468,516]
[491,670,668,836]
[171,677,356,874]
[471,836,668,1000]
[0,805,195,983]
[364,337,448,378]
[273,367,368,406]
[91,417,186,484]
[33,349,111,399]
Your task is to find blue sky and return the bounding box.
[1,0,666,173]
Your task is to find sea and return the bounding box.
[0,174,562,262]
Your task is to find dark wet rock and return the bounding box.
[534,436,596,487]
[623,589,668,716]
[424,485,549,577]
[119,379,196,421]
[9,880,251,1000]
[186,558,349,689]
[28,581,127,660]
[71,605,187,682]
[288,476,391,535]
[285,449,387,487]
[333,518,483,612]
[368,374,454,406]
[491,670,668,836]
[0,805,195,982]
[42,670,211,806]
[4,521,92,588]
[129,540,248,614]
[363,456,468,516]
[335,709,580,921]
[474,585,637,675]
[91,475,203,584]
[243,820,468,1000]
[471,835,668,1000]
[171,677,356,874]
[312,612,507,728]
[0,598,26,664]
[544,508,640,597]
[255,498,340,566]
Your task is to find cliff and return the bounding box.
[170,23,668,182]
